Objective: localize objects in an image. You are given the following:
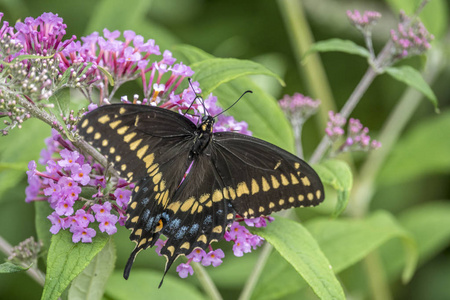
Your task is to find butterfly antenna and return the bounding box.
[214,90,253,118]
[185,78,210,116]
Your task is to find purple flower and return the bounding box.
[279,93,320,125]
[58,149,80,169]
[347,10,381,30]
[48,212,64,234]
[73,209,95,227]
[201,249,225,267]
[55,198,75,216]
[92,202,112,221]
[176,263,194,278]
[186,248,206,263]
[71,225,96,243]
[71,163,92,185]
[98,214,119,235]
[232,238,252,257]
[154,239,166,256]
[114,188,132,208]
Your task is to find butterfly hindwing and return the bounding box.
[159,154,235,278]
[211,132,324,218]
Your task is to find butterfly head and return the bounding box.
[200,115,215,134]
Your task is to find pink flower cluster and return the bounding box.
[390,11,434,59]
[326,111,381,153]
[26,129,133,243]
[279,93,320,124]
[347,10,382,30]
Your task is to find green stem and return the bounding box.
[0,235,46,286]
[349,48,442,217]
[191,262,223,300]
[277,0,336,131]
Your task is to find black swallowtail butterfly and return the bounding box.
[78,100,324,286]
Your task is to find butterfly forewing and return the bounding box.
[211,132,324,219]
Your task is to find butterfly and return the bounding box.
[78,98,324,286]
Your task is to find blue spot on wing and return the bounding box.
[141,197,150,206]
[175,226,188,239]
[189,223,199,235]
[203,215,212,226]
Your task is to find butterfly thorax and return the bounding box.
[190,115,215,158]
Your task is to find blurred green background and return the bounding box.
[0,0,449,299]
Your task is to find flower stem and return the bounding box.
[277,0,336,131]
[191,262,223,300]
[309,40,394,164]
[349,48,442,217]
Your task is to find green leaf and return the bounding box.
[379,202,450,282]
[35,201,54,255]
[191,58,285,95]
[0,118,50,202]
[252,216,346,300]
[97,65,115,86]
[308,211,417,283]
[304,39,370,59]
[313,159,353,217]
[172,44,295,152]
[0,262,31,273]
[68,238,116,300]
[385,66,438,110]
[378,110,450,185]
[41,231,109,300]
[49,88,71,118]
[104,270,207,300]
[253,211,418,299]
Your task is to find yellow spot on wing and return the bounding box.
[167,246,175,256]
[228,187,236,200]
[316,190,322,199]
[130,202,137,209]
[102,139,108,147]
[280,174,289,186]
[124,132,136,142]
[301,176,311,186]
[274,160,281,170]
[94,132,101,140]
[138,238,147,247]
[212,225,222,233]
[81,119,88,128]
[212,190,222,203]
[109,147,115,154]
[143,153,154,168]
[117,126,129,135]
[109,120,121,129]
[119,107,127,114]
[290,173,299,185]
[197,235,207,244]
[251,179,259,194]
[298,195,304,201]
[152,172,162,184]
[191,201,199,214]
[271,175,280,189]
[279,199,285,205]
[131,216,139,223]
[130,139,142,151]
[135,229,142,236]
[181,197,195,212]
[86,126,94,134]
[167,202,181,214]
[137,145,149,159]
[98,115,110,124]
[269,202,275,209]
[294,162,300,169]
[236,182,250,197]
[181,242,190,249]
[121,164,127,171]
[307,193,314,200]
[261,177,270,192]
[200,193,210,203]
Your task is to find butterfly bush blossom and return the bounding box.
[17,12,266,279]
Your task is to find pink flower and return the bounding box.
[176,263,194,278]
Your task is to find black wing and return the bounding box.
[78,104,198,277]
[211,132,324,218]
[158,154,235,282]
